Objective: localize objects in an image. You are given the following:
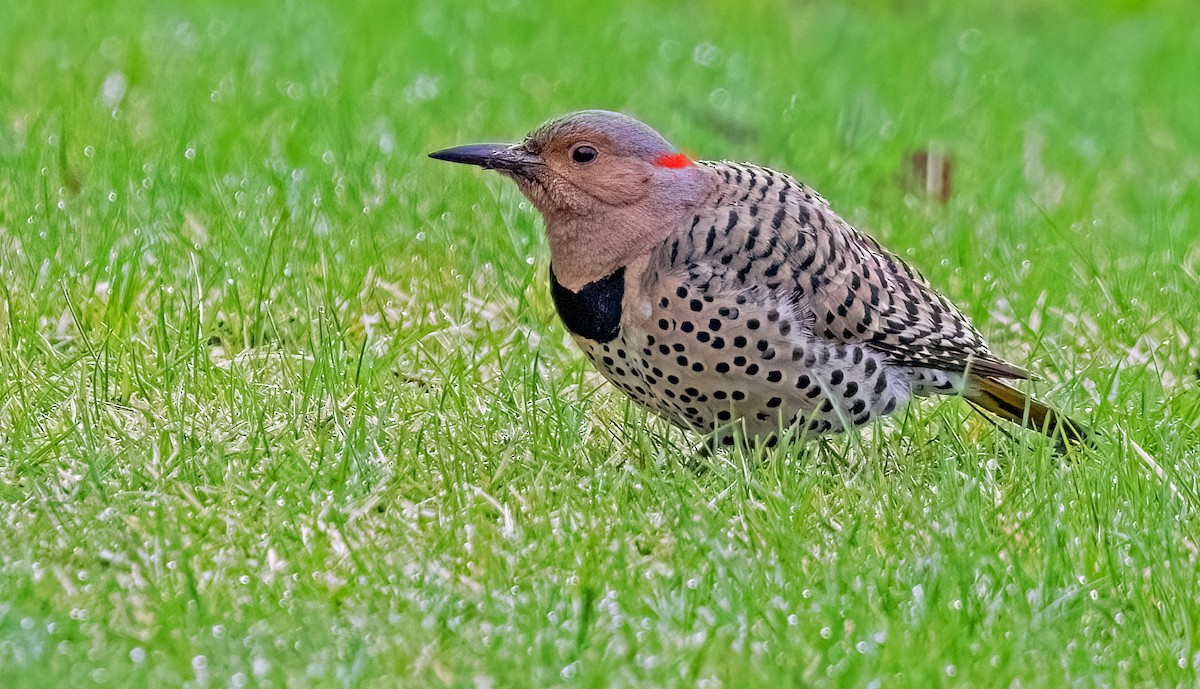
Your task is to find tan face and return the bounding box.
[430,110,714,289]
[430,110,693,218]
[515,129,656,213]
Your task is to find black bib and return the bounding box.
[549,266,624,344]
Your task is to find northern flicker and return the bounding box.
[430,110,1086,449]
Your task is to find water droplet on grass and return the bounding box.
[693,43,719,67]
[101,72,127,107]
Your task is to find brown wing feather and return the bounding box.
[799,211,1027,379]
[694,160,1027,381]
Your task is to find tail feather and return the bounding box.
[963,376,1089,447]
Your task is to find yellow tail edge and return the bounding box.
[963,376,1089,448]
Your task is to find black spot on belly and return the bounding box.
[550,265,624,343]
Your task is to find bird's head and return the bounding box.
[431,110,713,290]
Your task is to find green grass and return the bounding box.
[1,0,1199,685]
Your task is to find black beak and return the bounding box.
[428,143,540,172]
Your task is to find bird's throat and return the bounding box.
[544,213,670,292]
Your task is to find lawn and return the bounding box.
[1,0,1199,686]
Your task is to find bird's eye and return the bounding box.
[571,145,597,164]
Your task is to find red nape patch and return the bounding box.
[654,152,692,169]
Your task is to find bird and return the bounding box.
[430,110,1086,450]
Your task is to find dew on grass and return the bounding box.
[101,72,127,107]
[693,42,719,66]
[405,74,441,103]
[958,28,983,53]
